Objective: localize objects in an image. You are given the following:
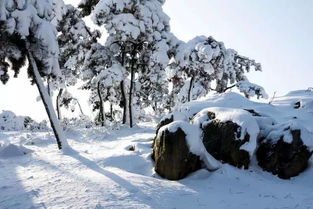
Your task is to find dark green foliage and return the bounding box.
[0,23,27,84]
[78,0,100,17]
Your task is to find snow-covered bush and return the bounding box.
[0,111,48,131]
[61,115,94,129]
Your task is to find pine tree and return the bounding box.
[50,0,99,120]
[81,43,126,126]
[80,0,175,127]
[0,0,68,150]
[167,36,266,105]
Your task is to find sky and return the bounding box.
[0,0,312,121]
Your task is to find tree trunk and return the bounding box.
[187,76,194,102]
[129,68,134,128]
[47,76,51,97]
[75,99,84,115]
[129,50,137,128]
[27,50,68,150]
[120,47,127,125]
[97,81,105,126]
[56,88,63,120]
[120,81,127,124]
[110,103,113,121]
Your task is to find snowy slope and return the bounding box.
[1,90,313,209]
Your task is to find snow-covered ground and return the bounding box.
[1,90,313,209]
[0,123,313,209]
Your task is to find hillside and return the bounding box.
[1,90,313,209]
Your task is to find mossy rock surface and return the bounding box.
[202,114,251,169]
[153,127,201,180]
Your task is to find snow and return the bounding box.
[166,90,313,149]
[192,107,260,156]
[92,63,126,86]
[1,121,313,208]
[0,144,33,158]
[0,110,48,131]
[236,80,269,99]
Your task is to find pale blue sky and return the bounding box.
[0,0,312,120]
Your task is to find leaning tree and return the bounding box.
[0,0,68,150]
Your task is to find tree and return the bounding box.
[0,0,68,150]
[57,89,85,119]
[136,36,177,115]
[81,43,126,126]
[49,0,99,120]
[167,36,266,106]
[80,0,175,127]
[167,36,223,105]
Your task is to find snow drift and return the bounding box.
[0,144,33,158]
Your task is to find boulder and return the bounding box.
[152,114,174,157]
[256,129,312,179]
[202,118,251,169]
[155,114,174,134]
[153,126,201,180]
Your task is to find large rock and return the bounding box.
[152,114,174,156]
[153,126,201,180]
[192,108,258,169]
[256,129,312,179]
[202,119,251,169]
[155,114,174,135]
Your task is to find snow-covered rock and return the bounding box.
[256,121,313,179]
[153,123,202,180]
[191,107,259,169]
[192,107,259,157]
[153,121,219,180]
[155,90,313,179]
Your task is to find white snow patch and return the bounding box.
[0,144,32,158]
